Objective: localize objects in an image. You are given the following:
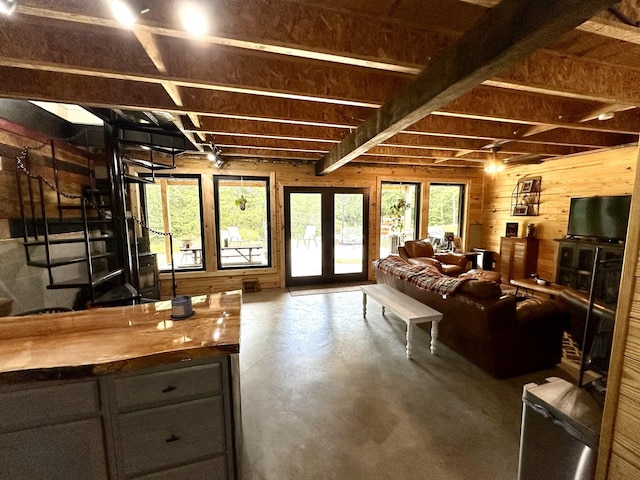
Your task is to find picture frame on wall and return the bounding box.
[505,222,518,237]
[521,180,534,193]
[513,205,529,216]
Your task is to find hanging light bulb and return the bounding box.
[484,147,505,174]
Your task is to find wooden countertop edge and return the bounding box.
[0,344,240,385]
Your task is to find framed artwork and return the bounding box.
[521,180,534,193]
[513,205,529,216]
[505,222,518,237]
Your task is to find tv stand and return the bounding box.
[555,238,624,304]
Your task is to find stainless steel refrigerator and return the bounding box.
[518,377,603,480]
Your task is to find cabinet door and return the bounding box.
[511,241,528,279]
[0,418,109,480]
[499,238,513,277]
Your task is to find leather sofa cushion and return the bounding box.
[516,297,560,326]
[457,279,502,299]
[404,240,435,258]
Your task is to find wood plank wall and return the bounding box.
[0,119,94,238]
[596,144,640,479]
[154,158,485,297]
[482,144,640,480]
[481,146,637,281]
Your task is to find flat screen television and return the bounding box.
[567,195,632,242]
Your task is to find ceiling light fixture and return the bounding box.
[0,0,17,15]
[110,0,149,27]
[597,112,615,121]
[180,1,209,36]
[484,147,505,175]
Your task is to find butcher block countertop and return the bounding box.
[0,291,241,384]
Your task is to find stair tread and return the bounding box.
[46,268,124,289]
[24,234,116,246]
[28,252,115,268]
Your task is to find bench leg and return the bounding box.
[406,323,413,359]
[362,292,367,318]
[430,321,438,355]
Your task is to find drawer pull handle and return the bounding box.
[165,434,180,443]
[161,385,177,393]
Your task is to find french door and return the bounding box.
[284,187,368,286]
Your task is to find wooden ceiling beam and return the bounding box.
[207,131,585,158]
[196,116,633,149]
[12,2,640,106]
[314,0,621,175]
[460,0,640,44]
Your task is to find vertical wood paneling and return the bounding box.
[154,160,484,293]
[482,146,637,281]
[593,143,640,480]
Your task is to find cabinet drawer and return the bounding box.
[0,418,108,480]
[114,362,222,411]
[0,379,100,431]
[118,397,226,477]
[134,457,227,480]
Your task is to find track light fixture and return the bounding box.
[0,0,17,16]
[207,143,224,167]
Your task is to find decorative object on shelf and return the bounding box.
[512,176,541,216]
[506,222,518,237]
[527,223,536,238]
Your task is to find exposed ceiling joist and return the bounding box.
[314,0,619,175]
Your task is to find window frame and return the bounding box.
[141,173,205,272]
[213,174,272,270]
[427,182,466,239]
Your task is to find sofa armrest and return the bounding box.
[398,246,410,262]
[516,297,568,328]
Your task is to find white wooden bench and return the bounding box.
[361,284,443,359]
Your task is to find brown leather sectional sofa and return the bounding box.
[373,256,568,378]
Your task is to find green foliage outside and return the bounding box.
[218,181,267,242]
[145,180,202,255]
[428,185,462,235]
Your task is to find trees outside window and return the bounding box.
[427,184,464,247]
[214,176,270,269]
[144,176,204,270]
[380,182,419,256]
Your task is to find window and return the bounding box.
[214,176,271,269]
[143,175,204,271]
[427,184,465,248]
[380,182,420,256]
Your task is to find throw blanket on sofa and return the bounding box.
[374,256,469,295]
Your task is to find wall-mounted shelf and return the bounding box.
[511,176,541,216]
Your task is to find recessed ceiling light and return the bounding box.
[180,1,209,36]
[110,0,138,27]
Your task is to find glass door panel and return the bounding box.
[334,193,364,274]
[289,193,322,278]
[284,187,368,286]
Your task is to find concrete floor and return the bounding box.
[238,288,570,480]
